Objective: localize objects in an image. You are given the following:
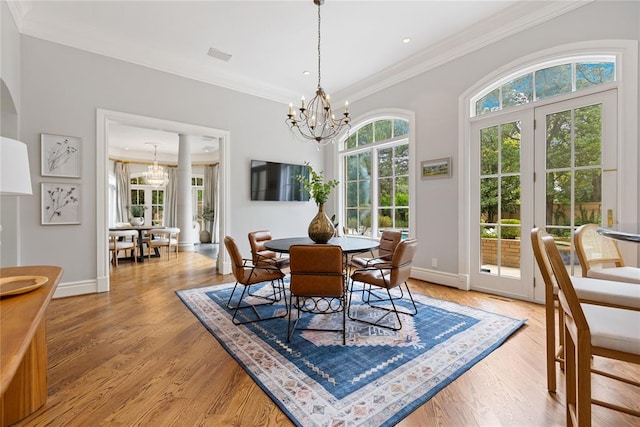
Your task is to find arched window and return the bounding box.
[471,55,615,117]
[338,116,411,238]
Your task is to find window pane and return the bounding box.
[378,208,392,229]
[393,120,408,137]
[358,123,373,146]
[379,148,393,177]
[358,152,371,179]
[535,64,572,100]
[480,177,498,223]
[501,122,520,174]
[476,88,500,116]
[546,111,571,169]
[345,133,357,150]
[346,155,358,180]
[576,62,614,89]
[394,144,409,175]
[346,182,358,207]
[374,120,392,141]
[574,169,601,226]
[502,74,533,108]
[575,104,602,167]
[501,176,520,220]
[546,171,571,226]
[378,178,392,207]
[345,209,358,233]
[395,176,409,207]
[481,126,498,175]
[395,208,409,228]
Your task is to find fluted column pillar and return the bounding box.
[177,134,195,251]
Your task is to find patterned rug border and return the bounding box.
[176,281,526,426]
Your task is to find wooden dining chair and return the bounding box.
[224,236,287,325]
[147,227,180,260]
[288,244,346,344]
[541,233,640,425]
[350,229,402,269]
[531,227,640,393]
[108,230,137,266]
[247,230,290,270]
[574,223,640,284]
[349,238,418,331]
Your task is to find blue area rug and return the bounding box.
[177,278,525,426]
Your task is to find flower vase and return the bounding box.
[129,217,144,226]
[308,203,335,244]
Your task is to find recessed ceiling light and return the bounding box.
[303,71,311,76]
[402,37,412,44]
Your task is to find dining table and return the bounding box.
[264,236,380,271]
[109,225,163,261]
[597,227,640,243]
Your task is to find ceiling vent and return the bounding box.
[207,47,232,62]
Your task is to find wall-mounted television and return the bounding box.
[250,160,310,201]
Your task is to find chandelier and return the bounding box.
[286,0,350,145]
[143,144,169,187]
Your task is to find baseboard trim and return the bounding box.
[53,279,100,298]
[411,267,469,290]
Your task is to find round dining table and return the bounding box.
[264,236,379,254]
[597,227,640,244]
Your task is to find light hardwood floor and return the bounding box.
[16,251,640,426]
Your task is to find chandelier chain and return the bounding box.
[317,0,321,89]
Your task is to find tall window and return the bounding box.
[339,118,410,238]
[130,176,164,226]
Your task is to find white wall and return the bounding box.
[347,0,640,276]
[19,36,321,284]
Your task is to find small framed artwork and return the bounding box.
[41,183,81,225]
[421,157,452,180]
[41,133,81,178]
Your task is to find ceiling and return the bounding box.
[8,0,587,160]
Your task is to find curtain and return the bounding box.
[164,167,179,227]
[204,164,219,243]
[114,162,130,223]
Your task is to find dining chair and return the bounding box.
[146,227,180,259]
[247,230,290,270]
[574,223,640,284]
[531,227,640,393]
[224,236,287,325]
[288,244,346,344]
[349,238,418,331]
[108,230,137,266]
[350,229,402,269]
[541,233,640,425]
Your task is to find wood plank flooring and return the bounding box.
[15,251,640,426]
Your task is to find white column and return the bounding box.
[177,134,195,251]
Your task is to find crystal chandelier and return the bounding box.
[143,144,169,187]
[286,0,350,145]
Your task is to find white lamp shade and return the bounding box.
[0,137,33,196]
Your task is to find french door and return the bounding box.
[470,89,617,301]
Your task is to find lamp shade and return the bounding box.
[0,137,33,196]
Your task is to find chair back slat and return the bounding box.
[290,245,343,297]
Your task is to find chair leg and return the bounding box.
[227,281,287,325]
[348,280,417,331]
[545,296,557,393]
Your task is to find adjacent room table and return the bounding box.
[109,225,162,261]
[597,227,640,243]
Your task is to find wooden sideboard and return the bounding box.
[1,265,62,426]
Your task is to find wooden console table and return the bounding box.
[1,265,62,426]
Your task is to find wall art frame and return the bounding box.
[41,182,81,225]
[41,133,81,178]
[421,157,452,180]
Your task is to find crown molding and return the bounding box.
[337,0,593,104]
[5,0,32,30]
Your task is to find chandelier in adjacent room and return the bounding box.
[143,143,169,187]
[286,0,350,145]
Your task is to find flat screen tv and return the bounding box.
[250,160,310,201]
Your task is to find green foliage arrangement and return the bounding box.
[128,205,147,218]
[297,163,339,206]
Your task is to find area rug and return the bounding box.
[176,279,526,426]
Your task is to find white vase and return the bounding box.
[129,217,144,226]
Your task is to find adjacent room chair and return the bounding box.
[224,236,286,325]
[541,234,640,426]
[574,223,640,284]
[349,238,418,331]
[350,229,402,269]
[108,229,137,266]
[288,244,346,344]
[147,227,180,259]
[531,227,640,393]
[248,230,290,270]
